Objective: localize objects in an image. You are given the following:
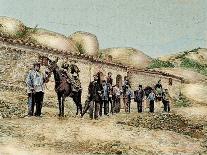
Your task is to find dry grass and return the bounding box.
[154,67,207,83]
[100,48,152,68]
[182,83,207,105]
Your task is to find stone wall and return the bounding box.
[0,37,183,109]
[0,40,127,104]
[128,70,182,99]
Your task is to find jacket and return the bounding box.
[88,81,102,102]
[26,70,48,93]
[134,89,144,102]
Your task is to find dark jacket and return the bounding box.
[107,77,113,86]
[134,89,144,102]
[88,81,102,102]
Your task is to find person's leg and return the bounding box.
[104,100,109,115]
[163,100,167,112]
[89,101,94,119]
[35,92,44,116]
[109,97,113,114]
[94,101,100,119]
[39,92,44,116]
[27,93,33,115]
[117,97,121,113]
[149,100,153,113]
[167,101,170,112]
[106,100,109,115]
[82,99,90,116]
[138,100,142,113]
[99,101,103,117]
[140,100,143,112]
[34,92,40,116]
[152,100,154,112]
[123,96,127,112]
[113,96,116,113]
[128,100,131,113]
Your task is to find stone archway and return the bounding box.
[116,74,122,88]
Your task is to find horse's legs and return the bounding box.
[73,92,82,116]
[61,95,65,117]
[78,92,83,116]
[76,102,79,116]
[73,93,79,115]
[57,93,62,117]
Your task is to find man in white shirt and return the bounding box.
[26,62,50,116]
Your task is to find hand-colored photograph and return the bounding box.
[0,0,206,154]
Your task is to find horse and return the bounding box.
[47,57,83,117]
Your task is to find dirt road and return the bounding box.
[0,106,206,155]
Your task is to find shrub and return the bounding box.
[148,59,174,69]
[175,94,191,107]
[76,43,85,54]
[180,58,207,76]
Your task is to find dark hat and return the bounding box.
[93,74,98,77]
[139,85,142,88]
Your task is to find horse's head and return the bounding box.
[47,57,59,73]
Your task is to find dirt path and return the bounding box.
[0,106,206,155]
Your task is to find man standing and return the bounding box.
[26,62,50,116]
[154,79,163,101]
[122,76,131,113]
[101,80,110,116]
[147,89,156,113]
[106,72,113,113]
[162,89,171,112]
[113,84,121,113]
[134,85,145,113]
[88,74,102,119]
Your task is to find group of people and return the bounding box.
[133,80,171,114]
[26,61,171,119]
[82,72,171,120]
[82,72,122,119]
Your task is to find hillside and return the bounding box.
[100,48,152,68]
[0,16,207,154]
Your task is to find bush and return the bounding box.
[180,58,207,76]
[148,59,174,69]
[175,94,191,107]
[175,48,201,59]
[76,43,85,54]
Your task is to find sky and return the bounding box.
[0,0,206,57]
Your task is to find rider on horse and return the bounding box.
[61,62,82,96]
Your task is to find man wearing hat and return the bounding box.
[26,61,50,116]
[134,85,145,113]
[154,79,163,101]
[162,89,171,112]
[82,74,102,119]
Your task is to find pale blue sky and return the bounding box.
[0,0,206,57]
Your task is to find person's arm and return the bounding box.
[26,71,34,91]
